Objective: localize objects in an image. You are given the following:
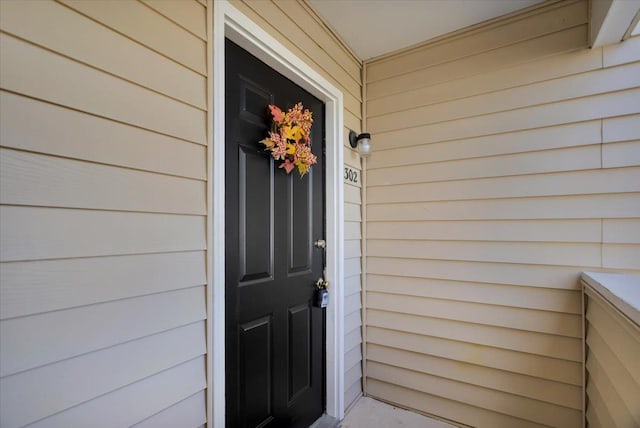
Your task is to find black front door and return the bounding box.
[225,39,325,428]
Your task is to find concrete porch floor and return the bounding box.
[339,397,458,428]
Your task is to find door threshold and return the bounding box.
[309,413,339,428]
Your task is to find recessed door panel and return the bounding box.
[288,303,311,402]
[289,173,312,275]
[240,316,273,428]
[238,146,274,285]
[240,77,272,128]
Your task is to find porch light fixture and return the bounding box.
[349,130,372,158]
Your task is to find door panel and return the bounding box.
[289,177,312,275]
[225,39,325,428]
[238,146,274,284]
[240,316,273,427]
[288,303,311,401]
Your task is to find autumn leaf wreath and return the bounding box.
[260,103,317,177]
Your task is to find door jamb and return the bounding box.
[208,2,346,427]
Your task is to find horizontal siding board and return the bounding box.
[585,286,640,338]
[586,297,640,385]
[0,322,205,428]
[586,406,603,428]
[367,291,581,337]
[366,0,587,83]
[367,362,581,427]
[345,360,362,387]
[0,251,206,320]
[344,381,362,410]
[586,351,639,428]
[603,34,640,67]
[344,202,361,222]
[368,120,601,169]
[344,365,362,410]
[367,42,602,118]
[586,325,640,420]
[0,0,206,109]
[238,0,361,101]
[345,345,361,371]
[367,344,582,410]
[367,219,602,243]
[603,140,640,168]
[586,381,617,428]
[344,311,361,336]
[0,34,206,144]
[367,193,640,221]
[140,0,206,40]
[0,286,206,377]
[0,206,206,262]
[344,257,362,278]
[344,184,361,205]
[603,219,640,244]
[602,244,640,269]
[368,379,543,428]
[367,239,601,268]
[0,92,207,178]
[58,0,206,74]
[375,88,640,152]
[345,327,362,352]
[131,391,207,428]
[368,145,601,186]
[603,113,640,142]
[25,357,206,428]
[0,148,206,214]
[342,131,362,167]
[366,257,585,290]
[367,25,588,100]
[344,275,361,297]
[344,111,361,136]
[367,274,582,314]
[344,221,362,240]
[344,99,362,126]
[344,293,361,318]
[344,239,361,259]
[369,61,640,134]
[274,0,360,81]
[343,147,361,170]
[367,309,582,362]
[368,167,640,204]
[367,327,582,386]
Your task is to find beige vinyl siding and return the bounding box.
[583,284,640,428]
[228,0,365,408]
[364,0,640,426]
[0,1,208,427]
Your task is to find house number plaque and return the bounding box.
[344,167,358,184]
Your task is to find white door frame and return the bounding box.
[208,2,346,427]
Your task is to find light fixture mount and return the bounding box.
[349,131,372,158]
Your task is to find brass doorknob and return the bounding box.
[315,278,329,289]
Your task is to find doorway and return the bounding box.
[211,3,346,426]
[225,39,326,428]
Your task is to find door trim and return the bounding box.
[209,2,346,427]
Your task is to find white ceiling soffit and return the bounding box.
[309,0,546,60]
[591,0,640,47]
